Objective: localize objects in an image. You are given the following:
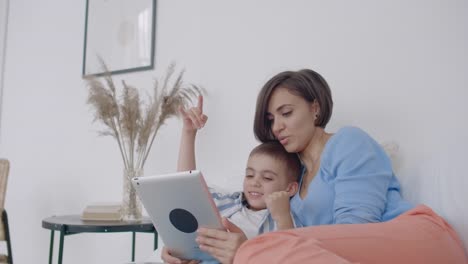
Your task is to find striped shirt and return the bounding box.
[210,187,299,235]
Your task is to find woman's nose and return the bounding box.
[272,119,283,136]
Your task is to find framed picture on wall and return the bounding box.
[82,0,156,77]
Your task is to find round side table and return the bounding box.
[42,215,157,264]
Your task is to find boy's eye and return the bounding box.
[245,174,254,178]
[263,177,273,181]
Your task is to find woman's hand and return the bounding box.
[196,218,248,264]
[161,246,200,264]
[265,191,294,230]
[179,95,208,133]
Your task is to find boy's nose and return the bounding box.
[252,180,261,187]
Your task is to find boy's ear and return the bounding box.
[286,182,299,197]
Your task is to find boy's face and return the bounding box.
[243,153,295,211]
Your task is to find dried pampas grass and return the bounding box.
[86,62,202,170]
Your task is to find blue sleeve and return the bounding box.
[326,127,393,224]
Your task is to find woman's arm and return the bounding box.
[330,127,393,224]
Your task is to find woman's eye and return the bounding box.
[282,111,292,117]
[245,174,254,178]
[269,119,275,127]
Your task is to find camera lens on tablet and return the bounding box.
[169,208,198,233]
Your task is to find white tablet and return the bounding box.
[132,170,224,261]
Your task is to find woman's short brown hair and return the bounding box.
[254,69,333,142]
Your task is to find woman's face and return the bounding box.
[267,87,317,153]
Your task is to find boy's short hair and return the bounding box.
[249,141,302,182]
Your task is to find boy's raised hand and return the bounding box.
[179,95,208,132]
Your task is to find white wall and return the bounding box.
[0,0,467,263]
[0,0,9,137]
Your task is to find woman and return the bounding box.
[165,69,468,264]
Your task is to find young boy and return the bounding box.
[177,96,302,237]
[161,96,302,263]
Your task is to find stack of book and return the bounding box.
[81,203,122,221]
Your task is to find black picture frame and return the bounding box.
[82,0,156,77]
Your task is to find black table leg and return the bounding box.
[48,230,54,264]
[131,231,136,261]
[58,226,65,264]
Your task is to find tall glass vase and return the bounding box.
[122,168,143,221]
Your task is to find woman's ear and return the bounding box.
[310,100,321,121]
[309,99,318,110]
[286,182,299,197]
